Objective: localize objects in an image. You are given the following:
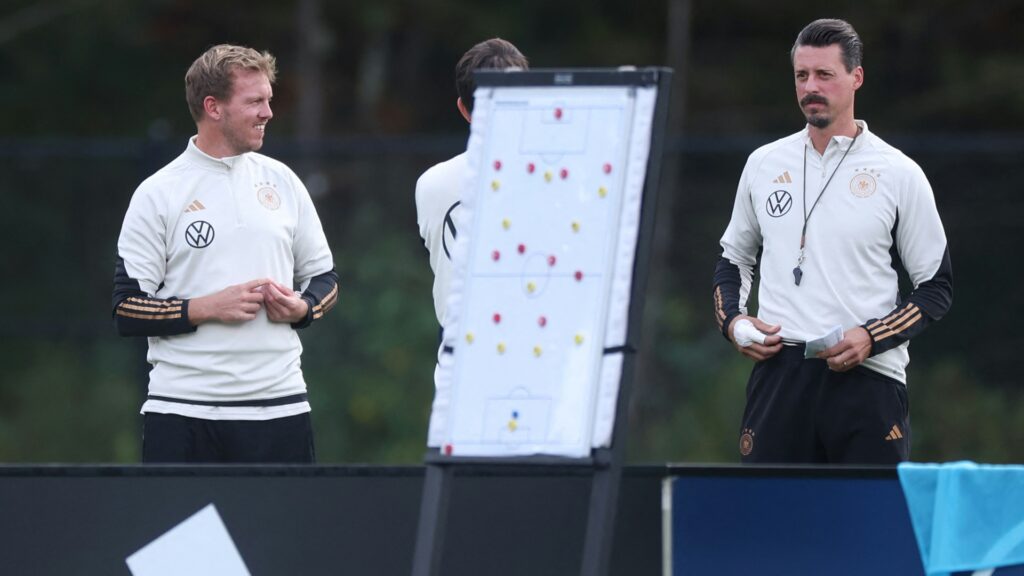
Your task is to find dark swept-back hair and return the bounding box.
[791,19,863,72]
[455,38,529,112]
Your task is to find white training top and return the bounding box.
[117,138,334,419]
[720,121,948,383]
[415,151,468,326]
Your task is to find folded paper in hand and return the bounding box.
[804,325,844,359]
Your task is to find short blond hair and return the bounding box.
[185,44,277,123]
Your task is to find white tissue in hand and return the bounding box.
[734,319,767,347]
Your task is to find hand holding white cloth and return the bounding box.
[733,318,768,347]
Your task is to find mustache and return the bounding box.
[801,95,829,107]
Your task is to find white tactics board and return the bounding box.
[432,71,661,458]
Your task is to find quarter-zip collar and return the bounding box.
[185,136,244,171]
[802,119,869,159]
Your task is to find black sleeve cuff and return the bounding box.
[713,257,743,342]
[863,247,952,357]
[290,268,339,330]
[290,294,317,329]
[112,255,196,337]
[721,311,741,342]
[114,296,197,337]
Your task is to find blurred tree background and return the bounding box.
[1,0,1021,464]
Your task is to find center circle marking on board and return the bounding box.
[521,252,553,298]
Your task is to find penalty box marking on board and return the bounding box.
[519,104,589,158]
[482,391,552,444]
[516,103,629,160]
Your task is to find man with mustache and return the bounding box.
[113,44,338,463]
[712,19,952,464]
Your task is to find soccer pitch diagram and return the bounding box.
[436,79,658,458]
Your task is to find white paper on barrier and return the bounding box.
[126,504,250,576]
[433,79,658,457]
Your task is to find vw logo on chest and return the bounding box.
[185,220,215,248]
[766,190,793,218]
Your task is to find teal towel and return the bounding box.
[898,461,1024,576]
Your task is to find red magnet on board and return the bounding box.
[547,255,557,266]
[492,250,501,261]
[527,162,536,174]
[518,243,526,254]
[493,313,502,324]
[603,163,612,174]
[494,160,502,171]
[538,316,547,327]
[560,168,569,180]
[574,270,583,281]
[444,444,453,456]
[554,107,563,120]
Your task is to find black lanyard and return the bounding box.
[793,129,860,286]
